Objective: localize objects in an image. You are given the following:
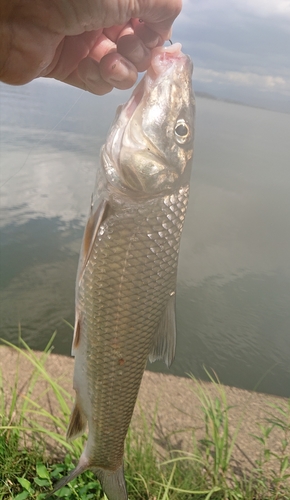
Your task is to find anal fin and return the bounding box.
[66,399,87,441]
[149,293,176,367]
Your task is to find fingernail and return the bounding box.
[107,58,131,83]
[128,43,149,62]
[145,35,163,49]
[79,58,101,82]
[106,60,137,90]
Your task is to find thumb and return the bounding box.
[131,0,182,40]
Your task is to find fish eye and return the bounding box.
[174,120,190,144]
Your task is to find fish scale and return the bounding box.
[75,187,189,470]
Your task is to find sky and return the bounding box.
[2,1,289,114]
[173,0,290,112]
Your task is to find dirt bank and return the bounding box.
[1,346,289,480]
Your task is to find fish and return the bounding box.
[48,42,195,500]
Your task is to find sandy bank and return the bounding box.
[1,346,289,481]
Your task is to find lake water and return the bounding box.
[1,79,290,397]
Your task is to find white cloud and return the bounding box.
[182,0,290,18]
[235,0,290,17]
[194,67,290,93]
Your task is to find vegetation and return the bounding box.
[0,335,289,499]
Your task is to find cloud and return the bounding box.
[172,0,290,110]
[233,0,290,18]
[194,68,290,94]
[182,0,290,19]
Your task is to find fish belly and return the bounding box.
[74,185,189,470]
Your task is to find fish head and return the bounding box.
[102,43,195,198]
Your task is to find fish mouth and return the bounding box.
[123,43,189,121]
[149,42,186,77]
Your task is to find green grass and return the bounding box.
[0,335,289,500]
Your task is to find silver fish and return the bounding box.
[49,42,195,500]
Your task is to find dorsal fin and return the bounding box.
[78,199,109,284]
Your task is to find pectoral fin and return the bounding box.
[78,198,109,283]
[71,313,81,356]
[149,293,176,367]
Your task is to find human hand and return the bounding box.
[0,0,182,94]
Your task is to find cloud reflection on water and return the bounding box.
[1,68,290,396]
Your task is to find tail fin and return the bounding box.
[45,452,89,499]
[95,463,128,500]
[46,453,127,500]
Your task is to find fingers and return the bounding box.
[98,0,182,41]
[130,0,182,41]
[114,21,158,74]
[131,19,163,48]
[63,58,113,95]
[99,52,138,90]
[44,9,177,95]
[117,35,151,73]
[88,33,116,63]
[62,22,153,94]
[59,53,138,95]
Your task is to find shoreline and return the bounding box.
[1,346,289,479]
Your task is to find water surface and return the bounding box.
[1,80,290,397]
